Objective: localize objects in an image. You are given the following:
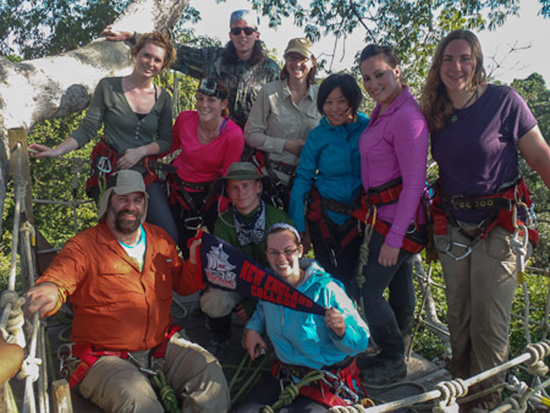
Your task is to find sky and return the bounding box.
[190,0,549,84]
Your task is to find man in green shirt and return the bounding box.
[201,162,292,356]
[104,9,280,129]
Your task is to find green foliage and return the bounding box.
[0,0,130,59]
[0,0,201,59]
[540,0,550,17]
[513,73,550,268]
[220,0,522,88]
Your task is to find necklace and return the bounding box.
[451,88,479,123]
[197,119,221,144]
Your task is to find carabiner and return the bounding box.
[184,216,203,231]
[445,241,472,261]
[96,156,112,174]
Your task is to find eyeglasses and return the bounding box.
[266,248,300,259]
[230,27,256,36]
[285,55,309,63]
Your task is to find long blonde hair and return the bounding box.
[420,30,486,134]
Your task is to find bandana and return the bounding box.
[233,200,266,247]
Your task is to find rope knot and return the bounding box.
[435,378,468,410]
[525,341,550,376]
[501,393,525,413]
[17,356,42,382]
[1,290,21,309]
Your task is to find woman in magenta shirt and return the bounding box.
[170,79,244,254]
[358,44,428,385]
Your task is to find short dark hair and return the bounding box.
[360,44,400,68]
[317,73,362,117]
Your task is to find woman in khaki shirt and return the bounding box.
[245,37,321,209]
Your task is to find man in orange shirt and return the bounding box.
[25,170,229,413]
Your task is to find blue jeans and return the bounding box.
[361,231,415,361]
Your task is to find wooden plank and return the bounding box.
[52,379,73,413]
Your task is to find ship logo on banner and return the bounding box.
[205,244,237,289]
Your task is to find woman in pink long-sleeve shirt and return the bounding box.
[169,79,244,255]
[357,44,428,385]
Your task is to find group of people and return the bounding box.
[23,6,550,413]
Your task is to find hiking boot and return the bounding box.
[356,352,385,370]
[362,357,407,385]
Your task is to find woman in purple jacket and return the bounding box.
[358,44,429,385]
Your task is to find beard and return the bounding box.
[113,208,142,234]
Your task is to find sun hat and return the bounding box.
[97,170,149,222]
[222,162,267,181]
[284,37,314,59]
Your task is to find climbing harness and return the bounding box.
[351,177,428,255]
[250,150,295,210]
[431,177,538,261]
[86,139,158,200]
[268,357,370,409]
[59,325,181,389]
[306,186,365,268]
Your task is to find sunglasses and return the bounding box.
[230,27,256,36]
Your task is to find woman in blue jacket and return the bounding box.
[289,74,369,295]
[235,223,369,412]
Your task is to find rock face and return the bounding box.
[0,0,189,237]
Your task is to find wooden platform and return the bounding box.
[10,292,451,412]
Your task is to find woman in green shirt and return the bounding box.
[29,32,179,241]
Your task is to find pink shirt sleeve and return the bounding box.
[384,110,428,248]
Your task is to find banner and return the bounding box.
[199,232,325,316]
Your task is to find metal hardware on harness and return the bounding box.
[95,156,112,174]
[184,216,204,231]
[407,221,417,235]
[127,353,158,377]
[445,241,472,261]
[320,370,359,403]
[57,343,77,379]
[138,366,158,376]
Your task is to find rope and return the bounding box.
[228,352,250,392]
[327,398,376,412]
[260,370,325,413]
[171,295,188,320]
[356,206,376,316]
[17,356,42,383]
[525,340,550,376]
[151,369,179,413]
[433,378,468,412]
[0,290,26,347]
[231,352,272,405]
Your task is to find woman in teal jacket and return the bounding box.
[289,73,369,295]
[235,223,369,412]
